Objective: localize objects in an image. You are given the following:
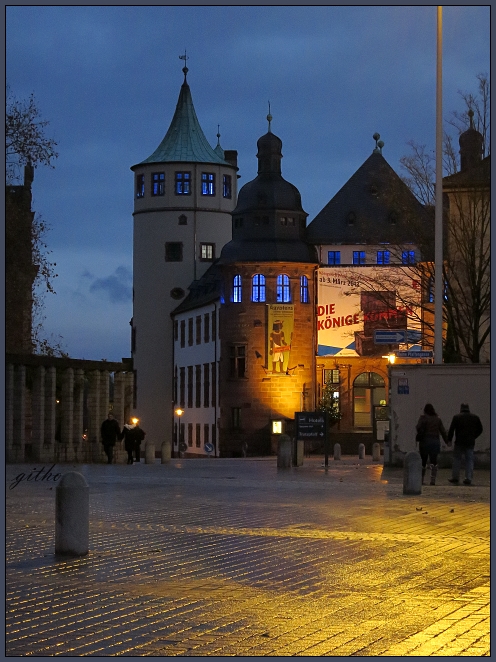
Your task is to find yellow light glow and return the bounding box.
[272,420,282,434]
[131,417,139,425]
[175,408,184,417]
[388,353,396,364]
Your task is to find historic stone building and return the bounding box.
[171,120,319,456]
[306,136,432,440]
[130,64,238,448]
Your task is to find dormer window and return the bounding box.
[347,211,356,225]
[389,211,398,225]
[280,216,295,226]
[178,214,187,225]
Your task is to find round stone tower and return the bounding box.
[130,64,238,448]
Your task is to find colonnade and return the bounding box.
[6,355,134,463]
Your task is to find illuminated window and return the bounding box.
[252,274,266,302]
[402,250,416,264]
[136,174,145,198]
[223,174,232,198]
[175,171,191,195]
[201,172,215,196]
[276,274,291,302]
[353,251,366,265]
[151,172,165,196]
[232,275,242,303]
[328,251,340,265]
[377,250,390,265]
[200,243,215,261]
[300,275,309,303]
[324,369,340,384]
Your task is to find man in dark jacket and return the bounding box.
[121,417,146,464]
[100,413,121,464]
[447,403,483,485]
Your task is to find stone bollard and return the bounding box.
[403,451,422,495]
[55,472,89,556]
[372,442,381,461]
[358,443,365,459]
[161,440,171,463]
[333,443,341,461]
[145,440,155,464]
[277,434,292,469]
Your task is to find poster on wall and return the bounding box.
[317,267,422,356]
[267,304,294,373]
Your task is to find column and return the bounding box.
[60,368,74,462]
[44,366,57,458]
[72,369,84,461]
[31,365,45,461]
[12,364,26,462]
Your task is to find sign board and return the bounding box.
[397,377,409,395]
[373,329,407,344]
[317,267,422,356]
[204,443,214,453]
[295,412,326,439]
[396,350,434,358]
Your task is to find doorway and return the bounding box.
[353,372,386,428]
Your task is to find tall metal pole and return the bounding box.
[434,6,443,363]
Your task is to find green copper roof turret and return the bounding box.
[137,73,229,166]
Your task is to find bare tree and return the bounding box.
[6,87,63,355]
[6,86,58,184]
[339,75,490,363]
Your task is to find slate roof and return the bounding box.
[218,238,318,264]
[443,154,490,189]
[171,262,223,316]
[134,76,229,167]
[306,151,431,245]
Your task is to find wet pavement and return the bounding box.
[5,456,490,657]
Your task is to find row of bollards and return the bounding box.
[332,442,381,462]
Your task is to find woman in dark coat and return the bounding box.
[416,403,447,485]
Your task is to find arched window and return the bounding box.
[300,275,309,303]
[252,274,266,302]
[232,275,242,303]
[276,274,291,303]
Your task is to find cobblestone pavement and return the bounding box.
[6,456,490,657]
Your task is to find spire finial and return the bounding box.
[216,124,221,146]
[468,108,474,129]
[179,50,189,80]
[267,101,272,132]
[373,132,384,154]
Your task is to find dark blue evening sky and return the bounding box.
[6,5,490,360]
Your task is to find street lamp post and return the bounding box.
[174,408,183,458]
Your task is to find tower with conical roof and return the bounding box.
[130,61,238,447]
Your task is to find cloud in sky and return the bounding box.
[89,266,132,304]
[6,5,490,361]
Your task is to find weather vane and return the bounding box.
[267,101,272,132]
[179,50,189,79]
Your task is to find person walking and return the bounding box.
[446,404,483,486]
[415,403,448,485]
[121,417,146,464]
[100,412,121,464]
